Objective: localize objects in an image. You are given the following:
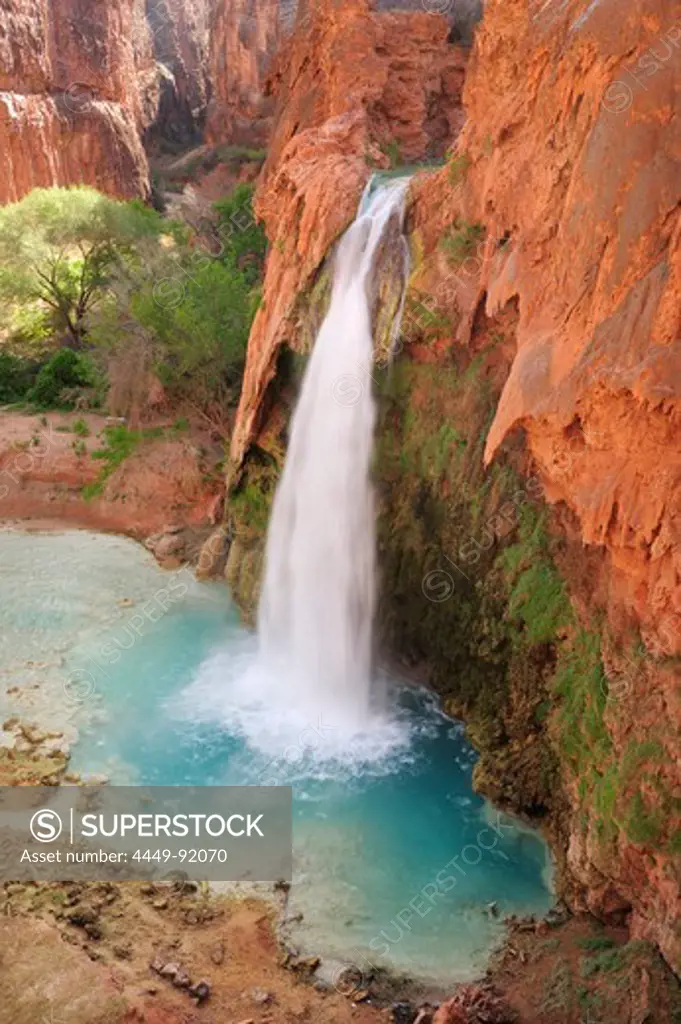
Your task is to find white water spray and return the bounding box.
[256,178,410,729]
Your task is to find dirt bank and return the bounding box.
[0,410,224,553]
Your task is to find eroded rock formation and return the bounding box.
[205,0,284,147]
[230,0,467,464]
[453,0,681,970]
[407,0,681,973]
[0,0,155,203]
[144,0,211,147]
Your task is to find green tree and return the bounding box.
[0,187,166,348]
[213,184,268,286]
[89,245,258,435]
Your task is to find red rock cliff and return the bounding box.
[461,0,681,659]
[205,0,285,148]
[409,0,681,973]
[456,0,681,969]
[0,0,153,203]
[230,0,466,463]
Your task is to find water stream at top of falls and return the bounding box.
[257,178,410,730]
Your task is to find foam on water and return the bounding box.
[174,642,420,780]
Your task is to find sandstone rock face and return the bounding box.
[409,0,681,973]
[0,0,153,203]
[376,0,482,45]
[205,0,284,147]
[144,0,211,147]
[230,0,467,464]
[460,0,681,663]
[202,0,480,154]
[0,410,223,541]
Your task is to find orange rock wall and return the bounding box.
[459,0,681,659]
[230,0,466,463]
[459,0,681,969]
[0,0,153,203]
[205,0,283,147]
[410,0,681,973]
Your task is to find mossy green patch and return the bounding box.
[498,507,573,645]
[440,220,484,266]
[373,355,564,819]
[82,425,145,500]
[448,151,471,188]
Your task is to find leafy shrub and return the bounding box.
[2,184,263,432]
[0,352,40,403]
[71,418,90,437]
[0,186,166,348]
[28,350,98,409]
[89,186,265,432]
[214,184,267,287]
[5,304,54,352]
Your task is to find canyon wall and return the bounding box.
[229,0,466,464]
[144,0,211,148]
[227,0,681,976]
[445,0,681,968]
[204,0,480,149]
[205,0,284,147]
[0,0,155,203]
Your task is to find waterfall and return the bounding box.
[256,178,410,730]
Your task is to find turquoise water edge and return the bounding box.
[0,529,553,984]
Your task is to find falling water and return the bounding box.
[257,178,410,729]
